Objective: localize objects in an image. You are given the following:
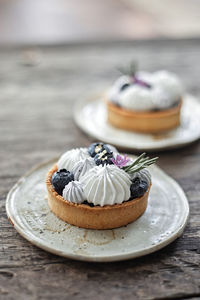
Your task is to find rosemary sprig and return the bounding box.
[117,61,138,77]
[123,153,158,174]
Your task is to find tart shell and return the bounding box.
[106,99,182,133]
[46,165,151,230]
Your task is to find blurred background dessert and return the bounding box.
[106,69,183,133]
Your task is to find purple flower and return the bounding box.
[111,154,130,168]
[132,76,151,89]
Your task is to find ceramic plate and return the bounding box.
[73,94,200,151]
[6,157,189,262]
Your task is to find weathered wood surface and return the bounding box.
[0,39,200,300]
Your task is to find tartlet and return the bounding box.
[46,164,151,229]
[106,69,183,133]
[46,143,155,229]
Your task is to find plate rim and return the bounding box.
[73,94,200,151]
[6,158,189,262]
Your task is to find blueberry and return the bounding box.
[52,169,74,195]
[88,142,111,157]
[83,200,94,207]
[94,150,114,166]
[130,177,148,200]
[120,83,130,91]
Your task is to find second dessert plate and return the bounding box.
[73,94,200,151]
[6,157,189,262]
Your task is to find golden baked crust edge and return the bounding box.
[106,99,182,133]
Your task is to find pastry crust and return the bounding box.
[46,164,151,229]
[106,99,182,133]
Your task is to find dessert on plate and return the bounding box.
[106,64,183,133]
[46,142,157,229]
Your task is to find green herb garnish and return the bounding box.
[123,153,158,174]
[117,61,138,77]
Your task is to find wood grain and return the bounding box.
[0,39,200,300]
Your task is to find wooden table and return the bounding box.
[0,39,200,300]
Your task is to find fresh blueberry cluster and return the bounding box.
[129,177,148,200]
[94,150,114,166]
[88,142,111,157]
[89,143,114,166]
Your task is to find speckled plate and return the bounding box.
[73,94,200,151]
[6,157,189,262]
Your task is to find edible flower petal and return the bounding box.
[111,154,130,168]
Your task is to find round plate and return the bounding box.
[73,94,200,151]
[6,157,189,262]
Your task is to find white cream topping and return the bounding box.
[108,70,183,111]
[80,164,131,206]
[118,85,155,111]
[107,75,131,103]
[62,181,85,204]
[57,148,89,171]
[72,157,96,181]
[130,169,151,185]
[151,71,183,109]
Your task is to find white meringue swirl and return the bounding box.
[57,148,89,171]
[72,157,96,180]
[62,181,85,204]
[107,75,131,103]
[151,70,183,109]
[130,168,151,185]
[80,164,131,206]
[119,85,155,111]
